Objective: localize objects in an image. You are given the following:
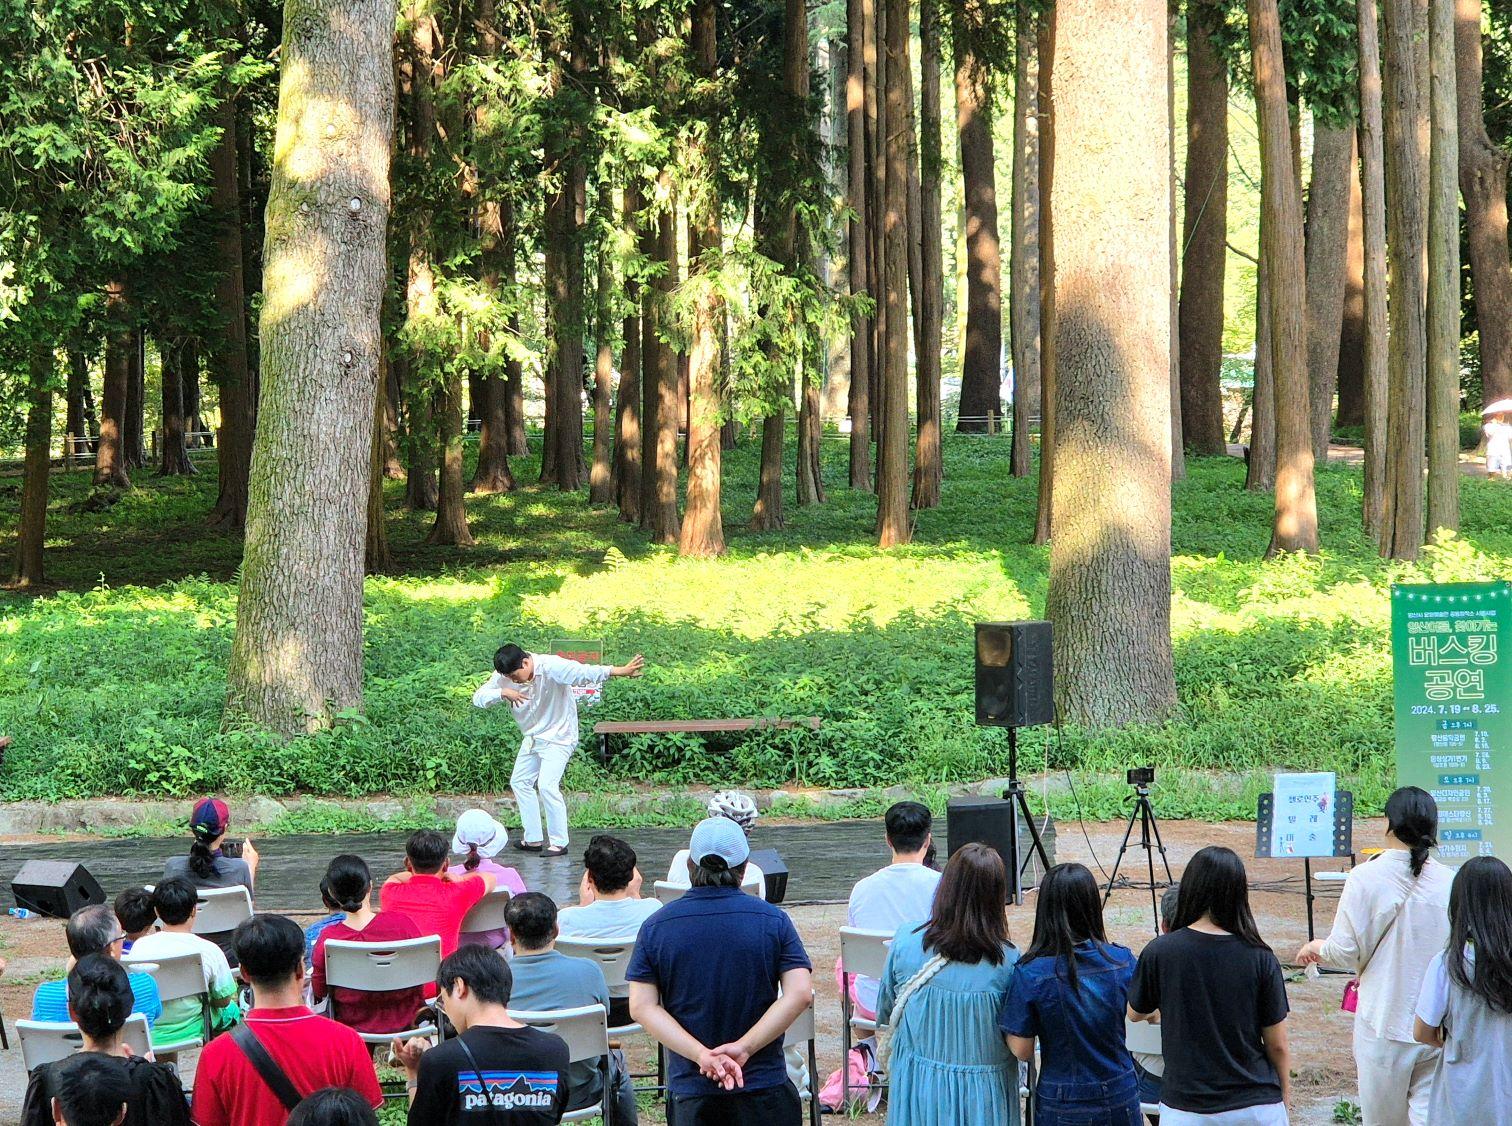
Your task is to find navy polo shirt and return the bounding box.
[626,884,811,1096]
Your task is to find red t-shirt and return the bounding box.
[378,872,488,958]
[311,910,426,1034]
[189,1006,382,1126]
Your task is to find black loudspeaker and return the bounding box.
[946,796,1057,891]
[747,849,789,905]
[975,621,1054,728]
[11,860,106,919]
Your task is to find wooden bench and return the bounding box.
[592,717,821,764]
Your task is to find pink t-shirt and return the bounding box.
[445,860,526,949]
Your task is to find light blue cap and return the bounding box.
[689,815,751,868]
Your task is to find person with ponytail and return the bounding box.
[310,855,425,1035]
[163,797,257,894]
[445,809,527,949]
[20,954,191,1126]
[1413,856,1512,1124]
[1296,786,1453,1126]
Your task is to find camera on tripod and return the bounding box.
[1127,766,1155,787]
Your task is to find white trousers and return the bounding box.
[1157,1103,1288,1126]
[1353,1025,1437,1126]
[510,738,573,848]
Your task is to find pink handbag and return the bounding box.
[1341,978,1360,1012]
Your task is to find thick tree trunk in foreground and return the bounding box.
[1359,0,1390,535]
[912,0,944,509]
[1033,7,1057,545]
[95,280,131,488]
[158,338,197,476]
[226,0,395,734]
[1456,0,1512,406]
[1009,4,1040,478]
[1379,0,1430,558]
[1305,124,1354,462]
[1252,0,1318,554]
[11,349,52,588]
[208,98,255,528]
[1045,0,1176,726]
[845,0,872,489]
[1426,0,1460,536]
[1337,155,1366,429]
[875,0,911,546]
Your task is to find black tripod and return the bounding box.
[1002,726,1051,905]
[1102,778,1173,936]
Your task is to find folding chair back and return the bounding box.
[838,927,894,981]
[192,886,253,936]
[1124,1017,1162,1057]
[508,1005,614,1125]
[652,881,685,906]
[459,887,512,939]
[122,950,213,1050]
[555,937,635,991]
[321,936,443,1044]
[17,1015,152,1072]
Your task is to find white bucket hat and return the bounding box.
[452,808,509,858]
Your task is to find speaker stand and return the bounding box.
[1101,783,1174,936]
[1002,726,1051,906]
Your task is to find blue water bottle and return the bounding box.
[7,907,32,919]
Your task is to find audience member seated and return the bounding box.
[380,830,495,960]
[629,816,812,1126]
[310,854,425,1034]
[1132,884,1180,1114]
[393,944,570,1125]
[126,878,240,1047]
[43,1054,131,1126]
[161,797,258,964]
[21,955,191,1126]
[31,906,162,1031]
[842,800,941,1021]
[191,915,383,1126]
[287,1087,380,1126]
[505,892,638,1125]
[446,809,527,949]
[302,892,346,968]
[113,890,156,957]
[663,792,766,898]
[558,834,661,1026]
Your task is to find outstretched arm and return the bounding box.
[535,653,641,688]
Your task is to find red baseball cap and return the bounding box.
[191,798,230,838]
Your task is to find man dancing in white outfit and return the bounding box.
[473,643,645,857]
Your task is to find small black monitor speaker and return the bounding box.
[747,848,789,904]
[11,860,106,918]
[975,621,1054,728]
[946,796,1056,893]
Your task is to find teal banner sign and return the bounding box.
[1392,581,1512,862]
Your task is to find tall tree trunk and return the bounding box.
[1336,150,1367,429]
[366,351,393,572]
[1456,0,1512,405]
[866,0,884,455]
[1426,0,1461,535]
[95,279,131,488]
[226,0,396,734]
[124,330,145,470]
[797,232,827,506]
[1009,3,1041,478]
[912,0,944,509]
[1179,1,1228,456]
[208,98,255,528]
[11,348,52,588]
[953,2,1002,433]
[1247,236,1277,489]
[1251,0,1318,554]
[427,366,474,544]
[615,184,644,522]
[1380,0,1430,558]
[502,199,529,457]
[752,412,785,530]
[1305,123,1354,461]
[643,179,682,543]
[157,338,196,476]
[589,183,617,506]
[1033,7,1057,544]
[1167,8,1185,480]
[846,0,872,489]
[1359,0,1390,535]
[65,348,91,460]
[472,187,515,493]
[1045,0,1176,726]
[875,0,911,546]
[401,22,439,512]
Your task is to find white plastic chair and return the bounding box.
[18,1015,152,1072]
[509,1004,615,1126]
[321,936,442,1046]
[838,926,895,1109]
[651,881,685,907]
[191,886,254,937]
[122,951,212,1053]
[1125,1017,1163,1116]
[782,988,820,1126]
[459,887,512,942]
[554,937,641,1034]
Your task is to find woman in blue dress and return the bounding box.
[1000,863,1142,1125]
[876,842,1020,1126]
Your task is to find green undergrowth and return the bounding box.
[6,430,1512,823]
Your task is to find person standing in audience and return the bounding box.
[843,800,941,1020]
[310,855,425,1034]
[192,915,382,1126]
[113,889,156,956]
[161,797,256,962]
[1129,846,1290,1125]
[628,816,812,1125]
[287,1087,380,1126]
[393,944,571,1125]
[557,834,661,1025]
[876,842,1020,1126]
[505,892,638,1125]
[1295,786,1452,1126]
[1001,863,1141,1125]
[447,808,527,949]
[121,879,239,1047]
[380,829,495,958]
[21,955,190,1126]
[1131,884,1181,1112]
[31,905,161,1031]
[1412,855,1512,1125]
[42,1054,131,1126]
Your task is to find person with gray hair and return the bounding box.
[29,904,163,1030]
[1133,883,1182,1116]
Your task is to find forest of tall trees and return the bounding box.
[4,0,1512,734]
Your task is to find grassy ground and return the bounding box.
[3,431,1511,822]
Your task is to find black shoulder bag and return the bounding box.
[229,1023,303,1111]
[455,1035,506,1126]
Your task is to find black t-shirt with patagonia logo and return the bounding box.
[408,1025,571,1125]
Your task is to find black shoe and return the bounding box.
[510,839,544,853]
[541,845,570,858]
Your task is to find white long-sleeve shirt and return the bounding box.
[1317,848,1454,1042]
[472,653,613,748]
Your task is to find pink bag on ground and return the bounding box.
[819,1039,882,1114]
